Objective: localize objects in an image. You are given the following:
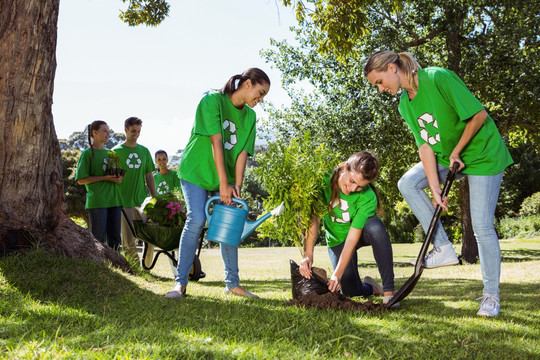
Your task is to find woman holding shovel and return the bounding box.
[299,151,397,306]
[165,68,270,299]
[364,50,513,316]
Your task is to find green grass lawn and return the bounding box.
[1,239,539,359]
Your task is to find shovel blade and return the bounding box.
[385,269,424,308]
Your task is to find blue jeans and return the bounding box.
[327,217,395,296]
[88,206,122,250]
[174,180,240,288]
[398,162,504,298]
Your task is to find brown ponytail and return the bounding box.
[329,151,385,218]
[88,120,107,160]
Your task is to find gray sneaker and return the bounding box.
[363,276,383,296]
[410,243,459,268]
[477,296,500,317]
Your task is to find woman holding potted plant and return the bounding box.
[75,120,124,250]
[299,151,398,306]
[165,68,271,299]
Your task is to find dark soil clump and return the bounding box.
[286,291,387,312]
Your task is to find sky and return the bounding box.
[53,0,298,157]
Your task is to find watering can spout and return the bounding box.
[241,202,285,240]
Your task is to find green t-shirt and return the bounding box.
[112,143,154,208]
[179,91,256,190]
[321,174,378,248]
[154,170,181,196]
[75,148,123,209]
[398,67,513,175]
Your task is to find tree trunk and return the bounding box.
[458,178,478,263]
[443,3,478,264]
[0,0,130,271]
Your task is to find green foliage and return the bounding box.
[497,215,540,239]
[61,149,87,222]
[520,192,540,217]
[265,0,539,241]
[280,0,398,58]
[254,132,341,249]
[142,194,186,227]
[119,0,170,26]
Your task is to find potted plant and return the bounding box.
[105,151,126,177]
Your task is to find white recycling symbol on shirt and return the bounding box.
[102,158,108,172]
[126,152,142,169]
[331,198,351,224]
[417,113,440,145]
[223,119,237,151]
[157,180,169,195]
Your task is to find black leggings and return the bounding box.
[328,216,395,296]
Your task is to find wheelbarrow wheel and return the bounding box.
[188,254,205,281]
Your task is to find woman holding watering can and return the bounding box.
[364,50,513,316]
[299,151,398,307]
[165,68,270,299]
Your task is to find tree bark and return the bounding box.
[0,0,130,271]
[444,3,478,264]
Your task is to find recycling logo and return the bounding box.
[223,119,237,151]
[417,113,440,145]
[126,152,142,169]
[156,180,169,195]
[331,198,351,224]
[102,158,108,172]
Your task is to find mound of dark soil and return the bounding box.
[286,291,387,312]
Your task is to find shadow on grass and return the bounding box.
[500,248,540,262]
[0,249,538,359]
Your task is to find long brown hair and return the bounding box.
[329,151,384,218]
[364,50,421,91]
[221,68,270,95]
[87,120,107,160]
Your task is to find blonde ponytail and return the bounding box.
[364,50,421,90]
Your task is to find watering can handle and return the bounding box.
[204,195,249,222]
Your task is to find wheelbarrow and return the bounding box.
[123,212,206,281]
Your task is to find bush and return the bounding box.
[520,192,540,217]
[496,215,540,239]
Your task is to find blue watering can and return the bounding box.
[204,196,284,247]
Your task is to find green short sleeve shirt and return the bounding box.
[75,148,123,209]
[179,91,257,190]
[398,67,513,175]
[112,144,154,207]
[321,174,378,248]
[154,170,181,196]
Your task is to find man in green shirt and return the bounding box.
[113,117,156,265]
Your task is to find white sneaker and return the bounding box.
[410,243,459,268]
[477,296,500,317]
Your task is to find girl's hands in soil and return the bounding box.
[299,257,313,278]
[328,275,341,292]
